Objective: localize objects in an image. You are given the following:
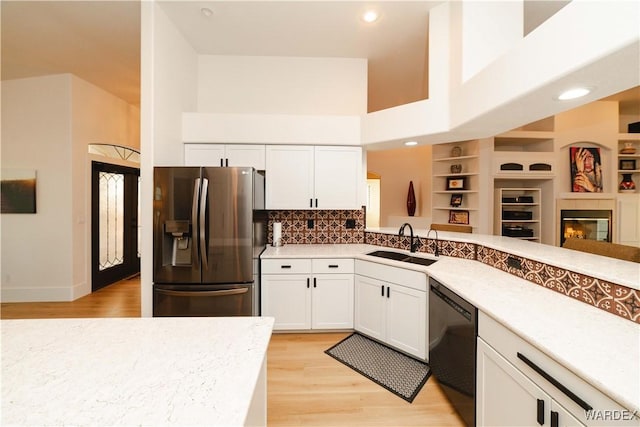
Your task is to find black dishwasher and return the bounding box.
[429,277,478,427]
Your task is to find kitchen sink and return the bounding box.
[366,250,438,266]
[366,250,410,261]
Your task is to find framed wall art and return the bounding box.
[1,169,37,214]
[450,193,463,207]
[449,210,469,225]
[569,147,603,193]
[619,159,636,171]
[446,177,466,191]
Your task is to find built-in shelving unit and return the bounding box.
[490,128,555,245]
[432,141,480,230]
[492,133,555,178]
[495,188,541,242]
[617,136,640,194]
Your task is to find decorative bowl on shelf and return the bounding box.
[450,164,462,174]
[451,146,462,157]
[620,142,636,154]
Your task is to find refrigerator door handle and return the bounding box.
[155,287,249,297]
[199,177,209,270]
[192,177,201,258]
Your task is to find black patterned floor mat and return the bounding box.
[325,332,431,403]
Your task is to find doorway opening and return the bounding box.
[91,161,140,291]
[366,172,381,228]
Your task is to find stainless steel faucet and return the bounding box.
[426,228,440,257]
[398,223,420,253]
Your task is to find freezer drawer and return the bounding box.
[153,283,255,317]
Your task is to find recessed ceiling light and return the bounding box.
[362,10,379,23]
[404,141,418,146]
[556,87,593,101]
[201,7,214,17]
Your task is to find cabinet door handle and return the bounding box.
[220,158,223,167]
[280,265,292,269]
[387,287,390,298]
[313,277,317,288]
[381,285,384,296]
[315,198,318,208]
[310,198,313,208]
[225,158,229,167]
[536,399,545,425]
[328,265,339,268]
[307,278,310,288]
[551,411,559,427]
[517,352,593,411]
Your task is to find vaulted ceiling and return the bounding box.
[2,1,638,117]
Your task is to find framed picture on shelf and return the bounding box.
[450,193,463,207]
[619,159,636,170]
[446,177,466,191]
[449,210,469,225]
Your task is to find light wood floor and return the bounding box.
[1,278,464,426]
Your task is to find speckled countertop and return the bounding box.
[1,317,274,426]
[262,237,640,415]
[365,227,640,290]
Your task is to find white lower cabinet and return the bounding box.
[477,312,638,427]
[477,337,584,427]
[261,258,354,331]
[354,260,427,360]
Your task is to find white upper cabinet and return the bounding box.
[314,146,362,209]
[265,145,315,209]
[265,145,363,210]
[184,144,265,169]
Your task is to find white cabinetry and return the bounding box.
[477,312,638,427]
[495,188,542,242]
[184,144,265,169]
[477,338,584,427]
[617,194,640,247]
[265,145,362,209]
[261,258,354,331]
[354,260,427,360]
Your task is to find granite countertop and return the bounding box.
[1,317,274,426]
[261,240,640,415]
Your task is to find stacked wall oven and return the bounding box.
[152,167,266,317]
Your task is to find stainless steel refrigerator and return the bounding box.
[152,167,266,317]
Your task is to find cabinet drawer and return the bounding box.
[261,259,311,275]
[312,258,354,274]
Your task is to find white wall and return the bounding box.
[140,2,199,316]
[461,1,522,82]
[367,145,432,226]
[71,75,135,299]
[1,74,135,302]
[1,75,74,301]
[197,55,367,115]
[150,3,198,166]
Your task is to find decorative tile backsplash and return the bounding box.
[262,219,639,324]
[477,246,640,324]
[268,209,365,244]
[364,232,476,260]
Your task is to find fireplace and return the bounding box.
[560,209,612,246]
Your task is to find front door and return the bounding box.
[91,161,140,291]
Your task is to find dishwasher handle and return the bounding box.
[430,284,472,321]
